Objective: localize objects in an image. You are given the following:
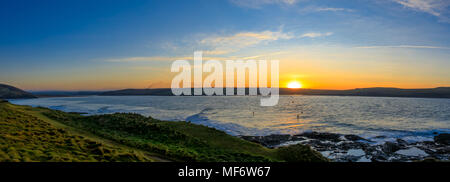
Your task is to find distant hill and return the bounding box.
[16,86,450,99]
[101,87,450,98]
[0,84,36,99]
[101,88,175,96]
[31,90,104,97]
[279,87,450,98]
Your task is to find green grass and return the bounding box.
[0,101,328,162]
[0,102,153,162]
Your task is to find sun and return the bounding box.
[287,81,302,89]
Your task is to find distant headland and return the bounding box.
[2,83,450,99]
[0,83,36,99]
[100,87,450,99]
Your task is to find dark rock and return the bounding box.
[298,132,341,142]
[291,135,307,141]
[344,134,369,141]
[243,132,450,162]
[338,142,366,150]
[434,133,450,145]
[373,135,386,139]
[371,152,388,162]
[396,139,409,147]
[435,146,450,154]
[382,142,401,153]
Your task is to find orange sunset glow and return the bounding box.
[287,81,303,89]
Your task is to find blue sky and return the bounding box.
[1,0,450,90]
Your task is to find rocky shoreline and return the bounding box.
[240,132,450,162]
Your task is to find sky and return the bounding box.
[1,0,450,91]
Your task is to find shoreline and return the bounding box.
[0,101,328,162]
[240,132,450,162]
[6,98,450,162]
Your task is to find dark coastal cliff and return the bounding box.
[0,84,36,99]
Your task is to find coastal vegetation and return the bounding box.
[0,102,153,162]
[0,101,328,162]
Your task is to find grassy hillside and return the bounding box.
[0,84,36,99]
[0,101,328,162]
[0,102,153,162]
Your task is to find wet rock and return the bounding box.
[434,133,450,145]
[382,142,401,153]
[396,139,409,147]
[435,146,450,154]
[291,135,307,141]
[298,132,341,142]
[241,132,450,162]
[344,134,370,142]
[374,135,386,139]
[337,141,364,150]
[371,153,388,162]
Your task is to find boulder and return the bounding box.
[382,142,401,153]
[396,138,409,147]
[344,134,370,141]
[434,133,450,145]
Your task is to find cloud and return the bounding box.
[240,51,289,59]
[393,0,450,22]
[156,30,333,56]
[300,6,355,13]
[106,56,182,62]
[106,56,229,62]
[315,7,354,12]
[106,55,243,63]
[106,51,290,63]
[300,32,333,38]
[229,0,298,9]
[355,45,450,49]
[199,30,295,55]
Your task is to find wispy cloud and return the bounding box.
[355,45,450,49]
[240,51,289,59]
[315,7,354,12]
[229,0,298,9]
[300,32,333,38]
[107,56,221,63]
[106,51,290,63]
[393,0,450,22]
[157,30,332,56]
[106,56,182,62]
[106,56,230,62]
[300,6,355,13]
[199,30,295,55]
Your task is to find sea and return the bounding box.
[10,95,450,143]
